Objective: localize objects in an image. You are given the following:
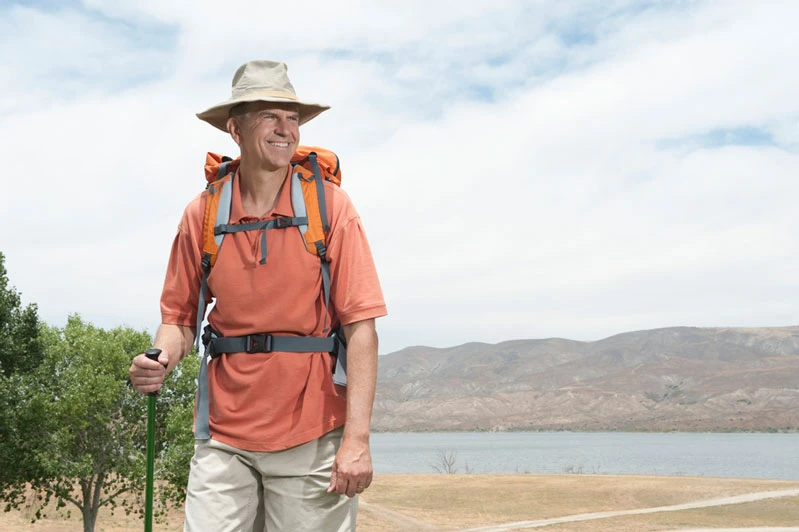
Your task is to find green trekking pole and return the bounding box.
[144,348,163,532]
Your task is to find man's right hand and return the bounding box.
[128,351,169,394]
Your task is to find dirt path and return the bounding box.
[360,501,442,530]
[451,489,799,532]
[673,529,799,532]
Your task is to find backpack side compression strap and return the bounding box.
[194,164,234,440]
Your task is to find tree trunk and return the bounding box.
[79,473,104,532]
[82,504,96,532]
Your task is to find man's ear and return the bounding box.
[227,117,242,146]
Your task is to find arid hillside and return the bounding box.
[373,326,799,432]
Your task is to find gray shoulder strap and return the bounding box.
[214,176,233,248]
[291,170,309,237]
[194,170,235,440]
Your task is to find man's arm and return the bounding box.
[128,323,196,394]
[327,318,378,498]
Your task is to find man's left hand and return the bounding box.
[327,437,373,498]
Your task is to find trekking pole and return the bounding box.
[144,348,164,532]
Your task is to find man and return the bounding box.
[128,60,387,531]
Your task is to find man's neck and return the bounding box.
[238,159,289,218]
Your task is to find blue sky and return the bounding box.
[1,0,798,353]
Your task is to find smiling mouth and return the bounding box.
[268,141,290,148]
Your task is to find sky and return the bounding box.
[1,0,797,354]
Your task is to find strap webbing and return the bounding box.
[214,217,307,235]
[214,175,234,248]
[315,242,332,333]
[194,264,212,440]
[290,171,308,235]
[207,334,338,357]
[214,217,307,264]
[308,152,331,233]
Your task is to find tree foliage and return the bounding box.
[0,251,43,377]
[0,315,199,532]
[0,251,44,490]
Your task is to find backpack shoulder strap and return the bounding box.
[201,154,238,268]
[290,147,342,332]
[290,147,341,256]
[195,153,237,440]
[202,171,233,267]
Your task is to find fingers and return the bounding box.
[327,465,372,498]
[326,463,338,494]
[346,473,372,497]
[128,353,167,394]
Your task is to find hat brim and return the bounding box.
[196,94,330,132]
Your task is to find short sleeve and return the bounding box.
[160,194,207,326]
[325,189,387,326]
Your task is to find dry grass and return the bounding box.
[357,474,799,530]
[541,498,799,532]
[0,498,184,532]
[2,475,799,531]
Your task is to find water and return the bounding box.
[371,432,799,480]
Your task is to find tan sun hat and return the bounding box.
[196,60,330,132]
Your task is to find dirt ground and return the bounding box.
[2,474,799,531]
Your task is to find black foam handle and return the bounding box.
[144,348,167,368]
[144,348,165,397]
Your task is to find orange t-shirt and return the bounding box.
[160,167,387,451]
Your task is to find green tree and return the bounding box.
[0,251,43,377]
[0,315,199,532]
[0,251,44,493]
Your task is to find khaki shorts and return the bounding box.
[184,427,356,532]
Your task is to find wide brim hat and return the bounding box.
[197,60,330,132]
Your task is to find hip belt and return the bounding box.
[202,326,342,359]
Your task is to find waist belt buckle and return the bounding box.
[246,334,273,353]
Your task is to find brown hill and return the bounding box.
[372,326,799,432]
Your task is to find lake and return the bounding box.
[371,432,799,480]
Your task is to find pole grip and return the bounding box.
[144,348,164,397]
[144,347,162,362]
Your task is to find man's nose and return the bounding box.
[274,117,291,135]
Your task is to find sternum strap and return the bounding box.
[214,216,308,265]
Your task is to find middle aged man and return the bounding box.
[128,59,387,531]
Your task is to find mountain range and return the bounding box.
[372,326,799,432]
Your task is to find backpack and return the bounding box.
[201,146,341,269]
[192,146,347,440]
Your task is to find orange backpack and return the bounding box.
[196,146,342,330]
[200,146,341,269]
[192,147,347,440]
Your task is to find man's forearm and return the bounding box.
[153,323,196,373]
[341,319,378,442]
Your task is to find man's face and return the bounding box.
[229,101,300,171]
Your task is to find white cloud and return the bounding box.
[1,0,797,353]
